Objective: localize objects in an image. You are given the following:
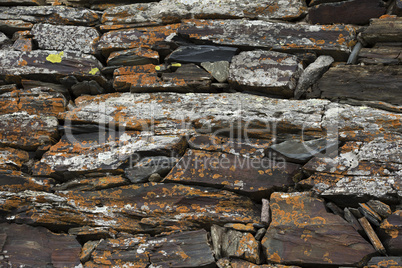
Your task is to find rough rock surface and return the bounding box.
[0,0,401,267]
[262,192,376,267]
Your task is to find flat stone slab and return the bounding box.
[101,0,306,26]
[0,5,99,26]
[0,223,81,267]
[164,149,301,200]
[0,170,53,192]
[0,19,33,35]
[62,92,328,138]
[379,210,402,255]
[1,183,260,233]
[167,45,238,64]
[0,147,28,171]
[33,131,187,179]
[0,87,67,118]
[0,50,106,86]
[318,65,402,105]
[228,50,303,98]
[96,24,179,57]
[0,0,45,5]
[358,46,402,65]
[262,192,376,267]
[360,16,402,45]
[0,111,58,150]
[107,47,159,66]
[308,0,386,25]
[178,19,356,61]
[86,230,215,267]
[31,23,100,54]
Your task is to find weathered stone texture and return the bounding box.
[262,192,376,267]
[179,19,356,61]
[31,23,100,54]
[0,223,81,267]
[229,50,303,98]
[360,16,402,45]
[0,112,58,150]
[318,65,402,105]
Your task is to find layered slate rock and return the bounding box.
[0,50,105,86]
[33,131,187,179]
[0,6,99,26]
[179,19,356,61]
[0,0,46,5]
[107,47,159,66]
[308,0,386,25]
[217,258,302,268]
[0,19,33,35]
[85,230,215,267]
[53,174,129,191]
[212,225,262,264]
[0,112,58,150]
[0,147,29,171]
[164,149,301,200]
[378,210,402,255]
[229,50,303,98]
[0,223,81,267]
[0,170,52,192]
[62,92,328,138]
[0,87,67,118]
[358,46,402,65]
[31,23,100,54]
[262,192,376,267]
[301,138,402,206]
[1,183,260,233]
[96,24,179,57]
[166,45,238,64]
[366,256,402,268]
[101,0,306,27]
[360,16,402,45]
[317,65,402,105]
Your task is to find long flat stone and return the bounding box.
[33,132,187,179]
[0,111,58,150]
[62,92,328,138]
[178,19,356,61]
[261,192,376,267]
[164,149,301,200]
[360,16,402,45]
[0,50,106,86]
[101,0,306,26]
[0,5,99,26]
[1,183,260,233]
[31,23,100,54]
[318,65,402,105]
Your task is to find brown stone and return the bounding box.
[0,170,53,192]
[378,210,402,255]
[308,0,386,25]
[12,37,32,52]
[0,87,67,118]
[262,192,376,267]
[358,46,402,65]
[0,147,29,171]
[318,65,402,105]
[0,112,59,150]
[360,16,402,45]
[53,175,129,191]
[0,223,81,267]
[217,258,301,268]
[366,256,402,268]
[179,19,356,61]
[164,149,301,200]
[359,217,386,254]
[33,132,187,180]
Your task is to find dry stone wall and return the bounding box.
[0,0,401,267]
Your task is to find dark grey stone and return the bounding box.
[166,45,238,64]
[125,156,178,183]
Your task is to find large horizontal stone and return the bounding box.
[0,223,81,267]
[0,170,53,192]
[31,23,100,54]
[360,16,402,45]
[96,24,179,57]
[107,47,159,66]
[86,230,215,267]
[167,45,238,64]
[0,87,67,118]
[33,132,187,179]
[308,0,386,25]
[262,192,376,267]
[228,50,303,98]
[0,6,99,26]
[179,19,356,61]
[0,50,106,86]
[358,46,402,65]
[0,19,32,35]
[164,149,301,200]
[62,92,328,138]
[1,183,260,232]
[318,65,402,105]
[101,0,306,26]
[0,112,58,150]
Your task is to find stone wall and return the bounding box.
[0,0,401,267]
